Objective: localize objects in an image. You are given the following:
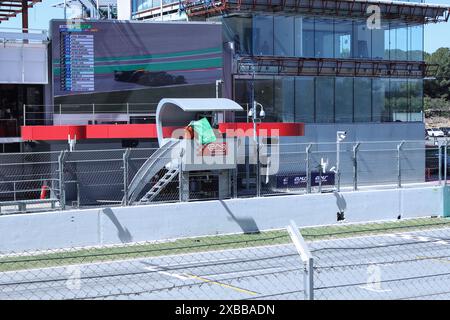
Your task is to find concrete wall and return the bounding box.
[0,185,442,253]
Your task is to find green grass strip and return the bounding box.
[0,217,449,273]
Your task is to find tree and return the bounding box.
[424,47,450,101]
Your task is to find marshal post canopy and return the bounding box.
[155,98,244,146]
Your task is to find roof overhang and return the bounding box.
[156,98,244,146]
[183,0,450,23]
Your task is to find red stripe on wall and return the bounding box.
[21,122,304,141]
[218,123,304,137]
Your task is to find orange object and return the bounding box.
[40,184,49,199]
[184,125,194,140]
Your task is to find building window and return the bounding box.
[299,17,315,58]
[335,77,354,123]
[223,16,253,56]
[408,25,424,61]
[314,18,334,58]
[294,77,315,122]
[334,19,352,59]
[353,19,372,59]
[315,77,335,123]
[234,76,423,124]
[253,15,274,56]
[354,78,372,122]
[409,79,423,121]
[274,77,295,122]
[389,79,409,121]
[388,21,408,61]
[274,16,295,57]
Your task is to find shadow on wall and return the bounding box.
[102,207,133,243]
[219,200,260,234]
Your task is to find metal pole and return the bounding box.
[58,150,67,210]
[122,148,130,206]
[353,142,360,191]
[397,141,405,188]
[233,136,238,198]
[445,139,448,186]
[64,0,67,19]
[23,104,26,126]
[336,139,341,192]
[306,144,312,193]
[318,165,322,193]
[438,142,443,185]
[126,102,130,124]
[59,104,62,125]
[92,104,95,124]
[256,134,261,197]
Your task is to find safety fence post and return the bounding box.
[306,144,312,194]
[397,141,405,188]
[122,148,131,206]
[57,150,67,210]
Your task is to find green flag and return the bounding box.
[188,118,217,145]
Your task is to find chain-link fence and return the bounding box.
[308,218,450,300]
[0,217,449,300]
[0,140,448,214]
[0,151,62,214]
[0,229,305,300]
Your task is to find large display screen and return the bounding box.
[50,20,223,105]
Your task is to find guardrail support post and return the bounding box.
[306,144,312,194]
[287,220,314,300]
[397,141,405,188]
[122,148,131,206]
[58,150,67,210]
[353,142,360,191]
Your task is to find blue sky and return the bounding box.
[1,0,449,54]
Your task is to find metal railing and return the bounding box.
[0,139,448,214]
[0,27,48,44]
[23,103,159,126]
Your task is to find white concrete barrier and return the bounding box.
[0,185,443,253]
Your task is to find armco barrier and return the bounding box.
[0,185,444,253]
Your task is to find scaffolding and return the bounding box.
[0,0,42,25]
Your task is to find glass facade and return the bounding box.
[234,77,423,123]
[132,0,176,13]
[224,15,424,61]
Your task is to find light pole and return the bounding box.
[336,131,347,192]
[248,101,265,197]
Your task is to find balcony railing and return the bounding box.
[0,27,48,44]
[23,103,158,126]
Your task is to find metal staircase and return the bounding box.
[139,168,179,203]
[124,139,181,204]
